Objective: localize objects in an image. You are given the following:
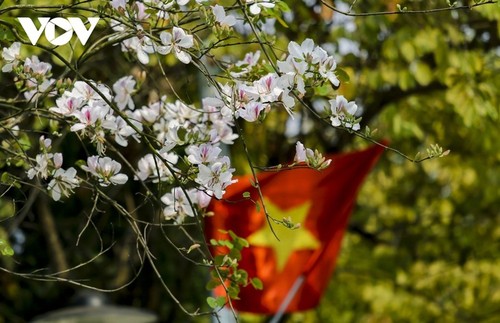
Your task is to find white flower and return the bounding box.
[40,135,52,150]
[194,190,212,208]
[53,153,63,169]
[48,167,79,201]
[294,141,307,163]
[231,51,261,77]
[24,55,52,75]
[246,0,275,15]
[288,38,315,61]
[195,156,236,199]
[328,95,360,130]
[27,153,52,180]
[210,121,238,145]
[81,156,128,186]
[277,56,307,95]
[157,27,194,64]
[111,0,127,10]
[24,78,56,101]
[50,93,84,116]
[186,143,221,165]
[293,141,331,170]
[106,114,141,147]
[113,75,136,110]
[70,103,110,132]
[212,5,236,28]
[121,36,152,65]
[71,81,112,105]
[313,46,340,87]
[237,101,266,122]
[134,152,178,182]
[254,73,283,103]
[1,42,21,73]
[161,187,197,224]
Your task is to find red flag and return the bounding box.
[206,144,385,314]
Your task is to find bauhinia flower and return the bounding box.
[246,0,275,15]
[70,103,110,132]
[328,95,360,131]
[212,5,237,28]
[186,143,221,165]
[71,81,112,105]
[134,151,179,182]
[237,101,266,122]
[113,75,136,110]
[294,141,331,170]
[157,27,194,64]
[27,153,52,180]
[50,94,84,116]
[160,187,212,224]
[161,187,197,224]
[48,167,80,201]
[1,42,21,73]
[195,156,236,199]
[81,156,128,186]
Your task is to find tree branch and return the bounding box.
[321,0,498,17]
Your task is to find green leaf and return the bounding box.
[227,285,240,299]
[0,239,14,257]
[206,279,220,290]
[335,68,350,83]
[275,16,289,28]
[400,42,415,63]
[242,191,250,198]
[214,255,226,266]
[251,277,263,290]
[206,296,218,309]
[1,172,10,183]
[216,296,226,307]
[414,61,433,86]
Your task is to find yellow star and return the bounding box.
[247,197,321,272]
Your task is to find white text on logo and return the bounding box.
[17,17,100,46]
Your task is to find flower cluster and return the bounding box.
[50,77,143,153]
[1,42,56,101]
[109,1,195,65]
[327,95,361,131]
[135,150,179,183]
[187,143,237,199]
[294,141,332,170]
[202,38,342,125]
[0,1,358,228]
[161,187,211,224]
[26,136,80,201]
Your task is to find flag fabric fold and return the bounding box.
[206,144,385,314]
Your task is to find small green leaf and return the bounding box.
[0,239,14,256]
[251,277,263,290]
[1,172,10,183]
[206,279,220,290]
[242,191,250,198]
[335,68,350,83]
[216,296,226,307]
[206,296,226,308]
[206,296,218,309]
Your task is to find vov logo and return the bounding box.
[17,17,100,46]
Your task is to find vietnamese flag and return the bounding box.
[206,144,385,314]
